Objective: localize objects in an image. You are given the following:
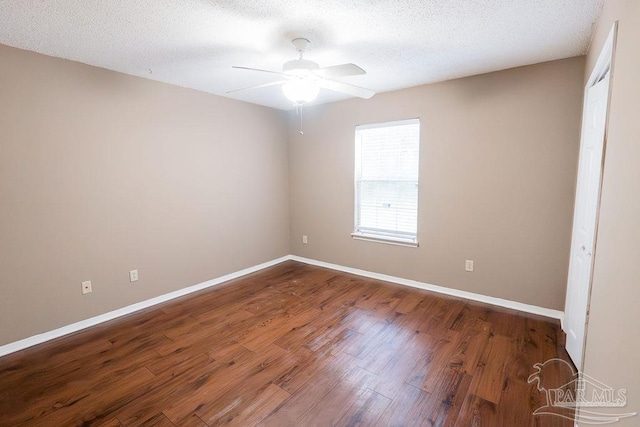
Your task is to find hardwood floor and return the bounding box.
[0,261,574,426]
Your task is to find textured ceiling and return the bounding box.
[0,0,603,110]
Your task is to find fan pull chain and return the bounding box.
[297,105,304,135]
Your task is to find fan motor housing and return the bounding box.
[283,59,319,76]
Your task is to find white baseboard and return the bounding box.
[0,254,563,358]
[290,255,564,321]
[0,255,290,358]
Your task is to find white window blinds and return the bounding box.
[354,119,420,244]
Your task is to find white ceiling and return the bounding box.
[0,0,603,110]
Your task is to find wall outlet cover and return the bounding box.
[465,260,474,272]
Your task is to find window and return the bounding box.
[353,119,420,246]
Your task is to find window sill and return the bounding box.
[351,233,419,248]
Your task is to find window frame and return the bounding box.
[351,118,420,247]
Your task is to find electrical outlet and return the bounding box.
[465,260,474,272]
[81,280,92,294]
[129,270,139,282]
[302,235,308,244]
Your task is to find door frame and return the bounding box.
[563,22,617,369]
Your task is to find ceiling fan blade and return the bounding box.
[226,80,286,94]
[317,79,375,99]
[232,66,284,75]
[316,63,366,78]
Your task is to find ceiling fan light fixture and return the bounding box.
[282,79,319,105]
[230,38,375,105]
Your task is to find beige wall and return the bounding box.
[0,45,290,346]
[288,57,585,310]
[0,42,589,347]
[582,1,640,424]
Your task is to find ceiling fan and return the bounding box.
[228,38,376,106]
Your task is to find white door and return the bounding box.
[564,71,610,369]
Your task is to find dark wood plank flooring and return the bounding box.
[0,261,574,426]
